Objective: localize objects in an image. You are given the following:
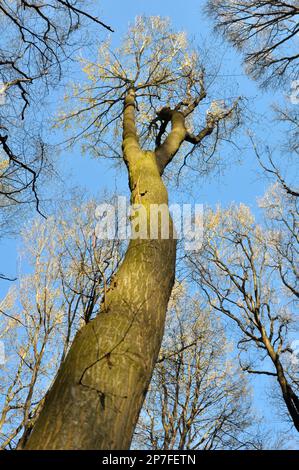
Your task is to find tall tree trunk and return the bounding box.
[262,331,299,432]
[23,89,177,449]
[275,359,299,432]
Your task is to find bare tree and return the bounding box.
[0,0,112,213]
[0,197,121,449]
[253,142,299,199]
[132,287,258,450]
[22,16,240,450]
[259,183,298,303]
[188,201,299,431]
[206,0,299,88]
[205,0,299,214]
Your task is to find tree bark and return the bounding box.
[262,330,299,432]
[23,89,177,449]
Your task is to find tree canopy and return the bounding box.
[206,0,299,88]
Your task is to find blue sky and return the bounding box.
[0,0,298,447]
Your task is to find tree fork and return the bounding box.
[23,90,177,450]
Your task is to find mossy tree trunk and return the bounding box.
[23,89,187,449]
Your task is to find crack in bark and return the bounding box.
[78,297,148,392]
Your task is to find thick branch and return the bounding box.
[185,126,214,145]
[155,100,237,174]
[122,88,141,165]
[155,109,187,174]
